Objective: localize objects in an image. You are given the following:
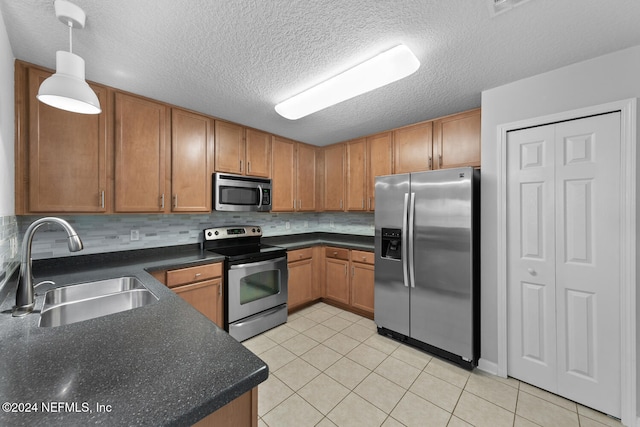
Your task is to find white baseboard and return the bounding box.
[477,358,500,376]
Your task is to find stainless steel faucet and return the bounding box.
[12,217,83,317]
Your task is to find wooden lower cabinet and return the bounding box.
[287,247,314,310]
[154,262,224,328]
[350,250,375,316]
[194,387,258,427]
[323,247,374,317]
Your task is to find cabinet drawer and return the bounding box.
[351,250,374,265]
[166,263,222,288]
[325,247,349,261]
[288,247,313,262]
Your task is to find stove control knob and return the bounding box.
[252,228,256,233]
[256,228,261,233]
[214,231,219,236]
[206,231,212,237]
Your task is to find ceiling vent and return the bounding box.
[488,0,533,17]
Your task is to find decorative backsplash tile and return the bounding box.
[0,215,19,283]
[17,212,374,260]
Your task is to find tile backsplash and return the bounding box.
[17,212,374,260]
[0,215,19,282]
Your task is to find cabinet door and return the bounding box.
[324,144,346,211]
[173,278,223,328]
[393,121,433,174]
[296,143,317,211]
[346,138,367,211]
[288,258,313,310]
[351,262,374,315]
[433,108,481,169]
[171,109,213,212]
[28,68,109,213]
[366,132,392,211]
[325,258,350,305]
[115,93,168,212]
[271,137,296,211]
[245,129,271,178]
[214,121,245,174]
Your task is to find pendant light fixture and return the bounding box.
[275,44,420,120]
[37,0,101,114]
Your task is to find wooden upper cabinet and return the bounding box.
[346,138,366,211]
[366,132,392,211]
[324,143,345,211]
[296,143,317,211]
[393,121,433,174]
[245,129,271,178]
[115,92,169,212]
[26,67,109,213]
[271,136,296,211]
[214,121,245,175]
[171,109,213,212]
[433,108,481,169]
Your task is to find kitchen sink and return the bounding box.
[39,277,158,327]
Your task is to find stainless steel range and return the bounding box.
[203,226,288,342]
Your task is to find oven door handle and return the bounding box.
[229,256,286,270]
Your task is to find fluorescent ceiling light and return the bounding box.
[275,44,420,120]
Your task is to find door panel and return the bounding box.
[409,169,474,360]
[374,174,410,336]
[554,113,620,417]
[507,124,557,391]
[507,112,621,417]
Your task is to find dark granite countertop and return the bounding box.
[0,246,265,427]
[264,232,374,252]
[0,232,372,426]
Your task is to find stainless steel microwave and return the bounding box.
[213,173,272,212]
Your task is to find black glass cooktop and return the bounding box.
[207,243,286,262]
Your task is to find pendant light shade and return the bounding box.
[37,51,101,114]
[37,0,101,115]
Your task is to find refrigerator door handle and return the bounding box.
[402,193,410,287]
[408,192,416,288]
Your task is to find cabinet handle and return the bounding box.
[368,198,371,210]
[361,199,364,209]
[240,160,243,172]
[439,154,443,167]
[429,156,433,169]
[344,264,347,276]
[160,194,165,209]
[100,190,105,209]
[248,161,251,173]
[173,194,178,208]
[194,273,201,278]
[218,283,222,296]
[340,199,343,209]
[351,266,355,277]
[333,251,338,256]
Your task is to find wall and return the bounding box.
[0,9,18,285]
[18,212,374,260]
[481,44,640,416]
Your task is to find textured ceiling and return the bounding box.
[2,0,640,146]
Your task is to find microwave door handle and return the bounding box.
[257,185,263,207]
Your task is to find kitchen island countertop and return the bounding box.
[0,246,265,427]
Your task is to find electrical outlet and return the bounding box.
[130,229,140,241]
[285,221,291,230]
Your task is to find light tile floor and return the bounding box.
[243,302,623,427]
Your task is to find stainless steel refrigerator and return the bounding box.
[374,167,479,369]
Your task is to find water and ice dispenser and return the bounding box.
[381,228,402,260]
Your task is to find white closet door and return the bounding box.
[507,112,621,418]
[554,113,620,417]
[507,124,558,391]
